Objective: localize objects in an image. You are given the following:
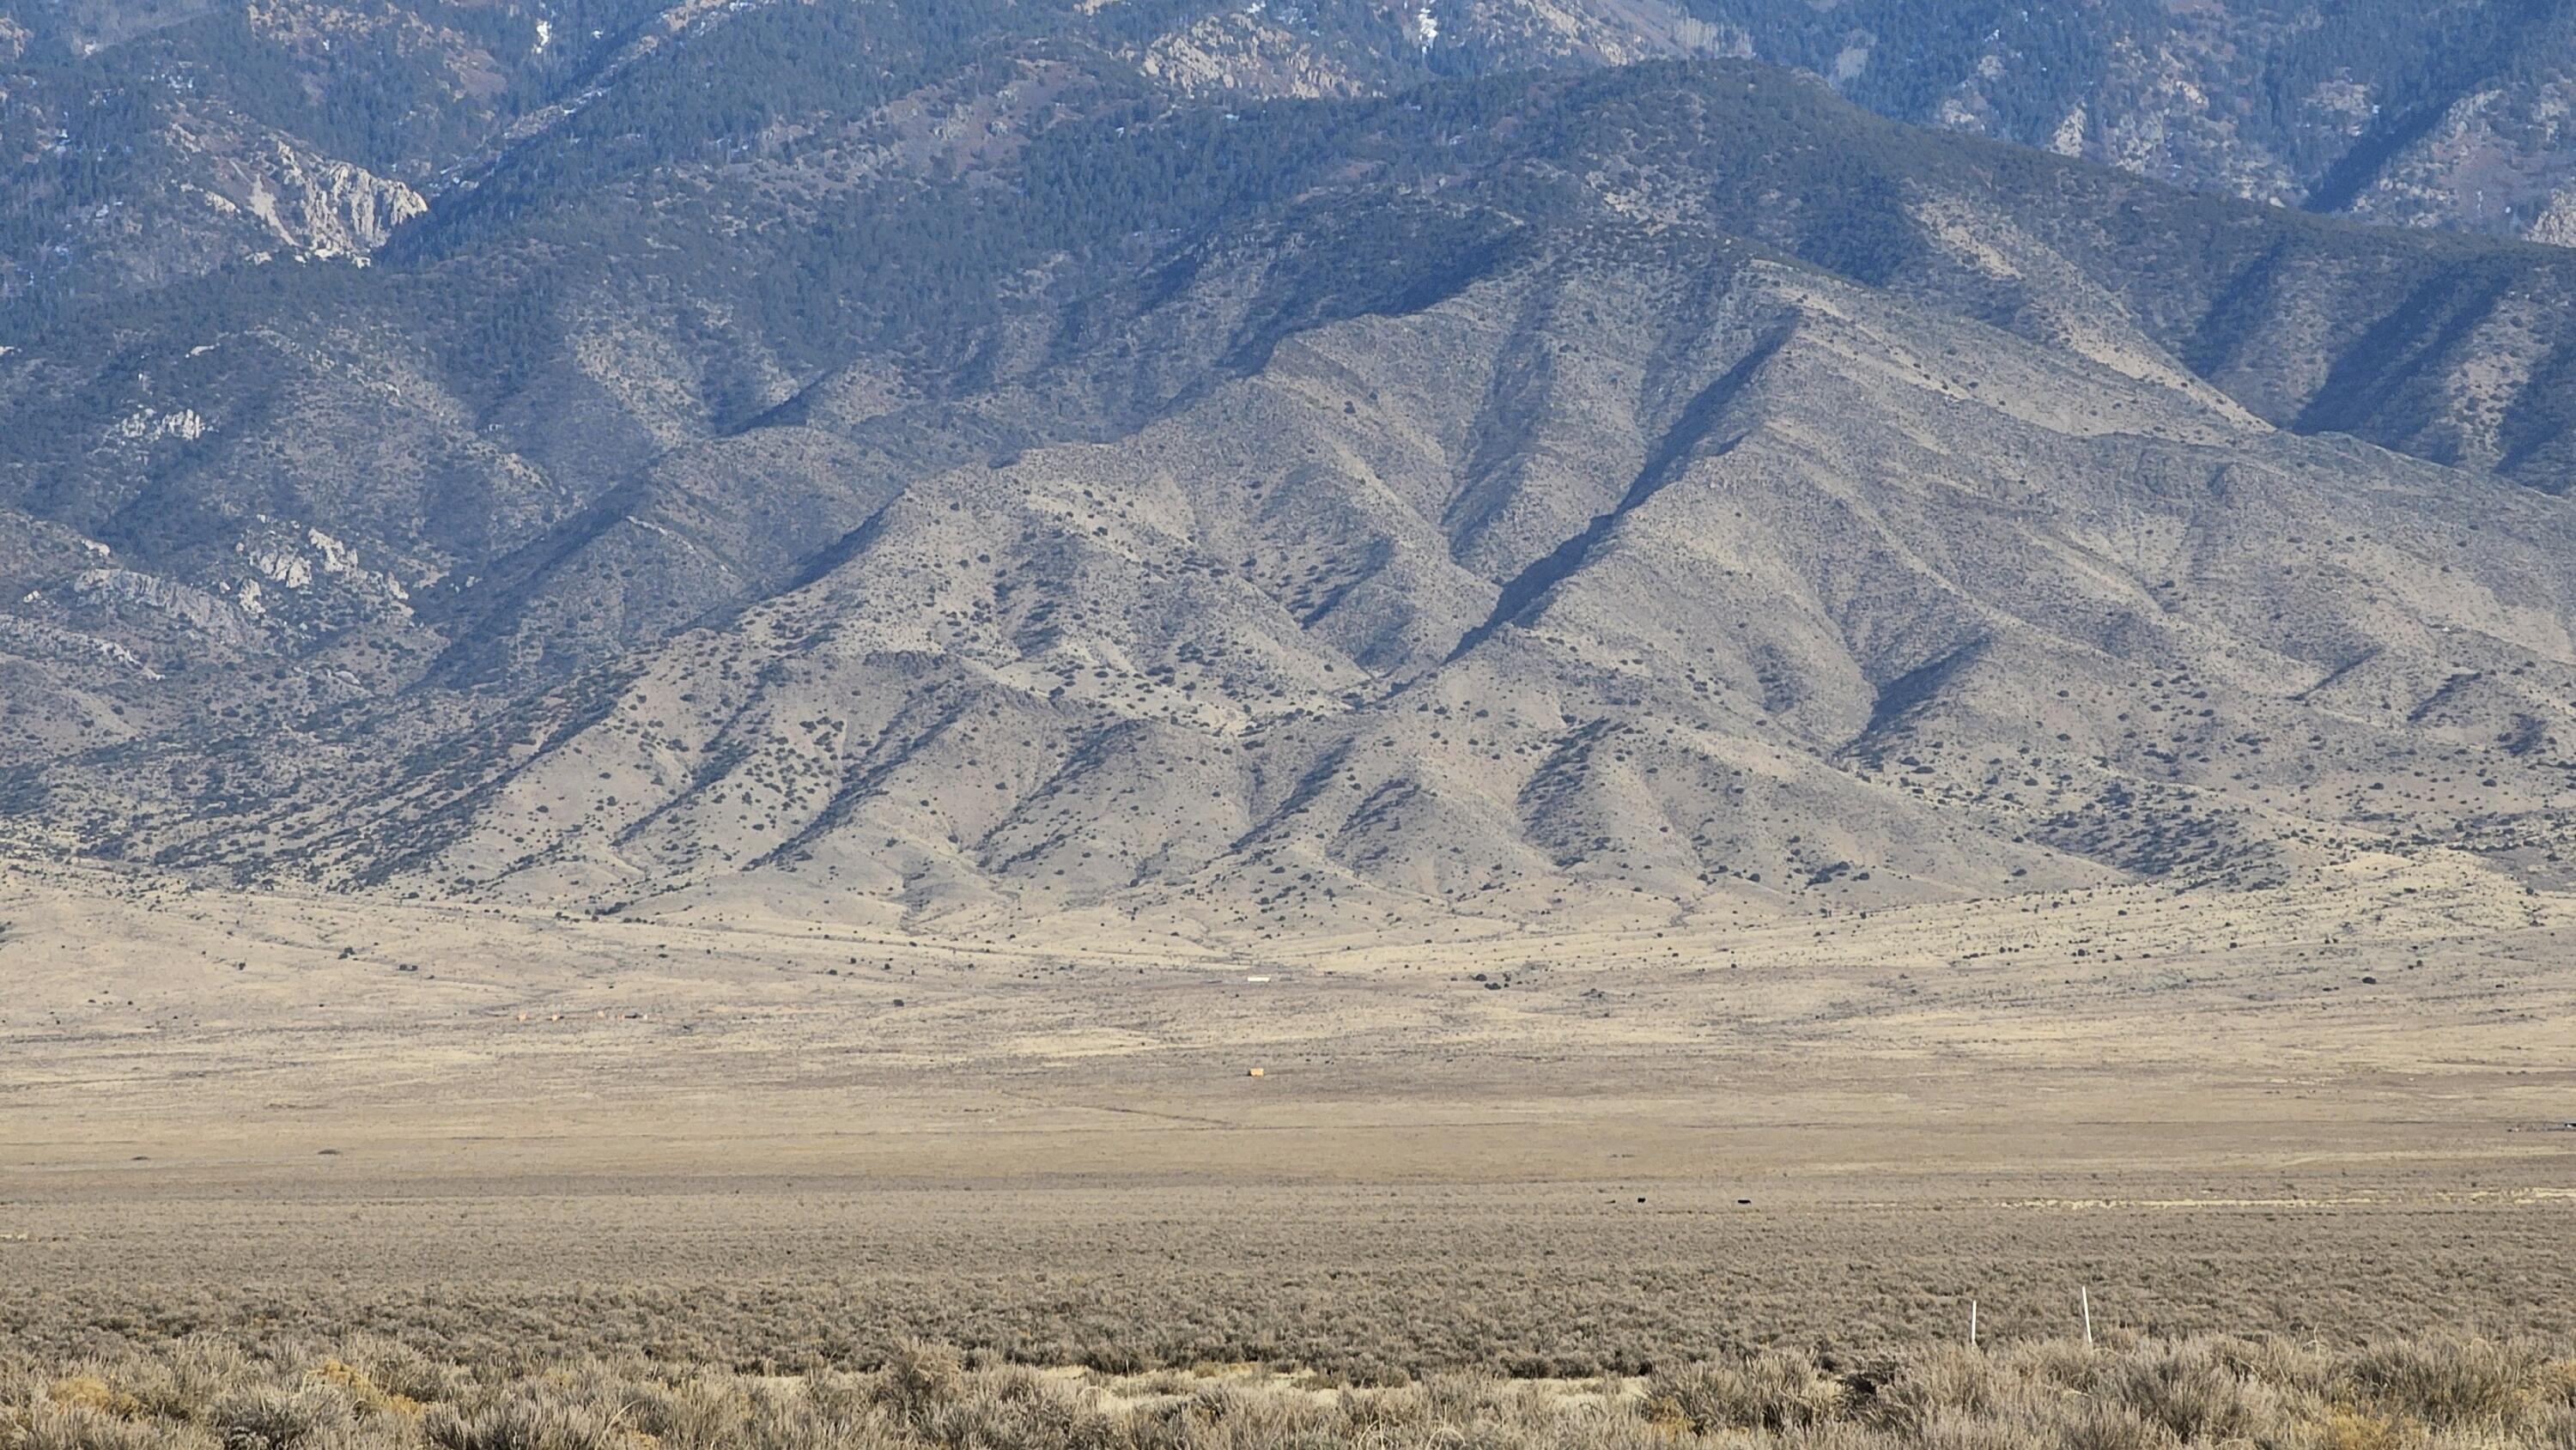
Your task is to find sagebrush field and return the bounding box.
[11,1332,2576,1448]
[7,868,2574,1445]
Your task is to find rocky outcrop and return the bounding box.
[178,120,428,262]
[71,568,260,646]
[235,524,413,604]
[0,615,157,677]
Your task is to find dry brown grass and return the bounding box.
[16,1163,2576,1386]
[7,1332,2574,1448]
[5,875,2571,1443]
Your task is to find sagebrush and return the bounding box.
[7,1332,2573,1448]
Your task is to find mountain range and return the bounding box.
[16,0,2576,321]
[6,2,2576,940]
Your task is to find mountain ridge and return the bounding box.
[6,58,2576,939]
[24,0,2576,332]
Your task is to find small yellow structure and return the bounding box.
[1246,1067,1264,1077]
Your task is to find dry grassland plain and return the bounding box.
[4,848,2574,1442]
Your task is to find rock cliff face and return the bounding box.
[179,120,429,262]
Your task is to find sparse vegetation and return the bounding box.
[15,49,2576,919]
[6,1333,2573,1448]
[11,15,2576,1450]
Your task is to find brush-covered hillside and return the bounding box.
[7,39,2576,937]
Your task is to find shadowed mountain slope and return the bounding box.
[4,67,2576,938]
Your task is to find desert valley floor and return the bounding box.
[7,850,2573,1370]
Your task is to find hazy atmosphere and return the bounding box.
[4,2,2575,1447]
